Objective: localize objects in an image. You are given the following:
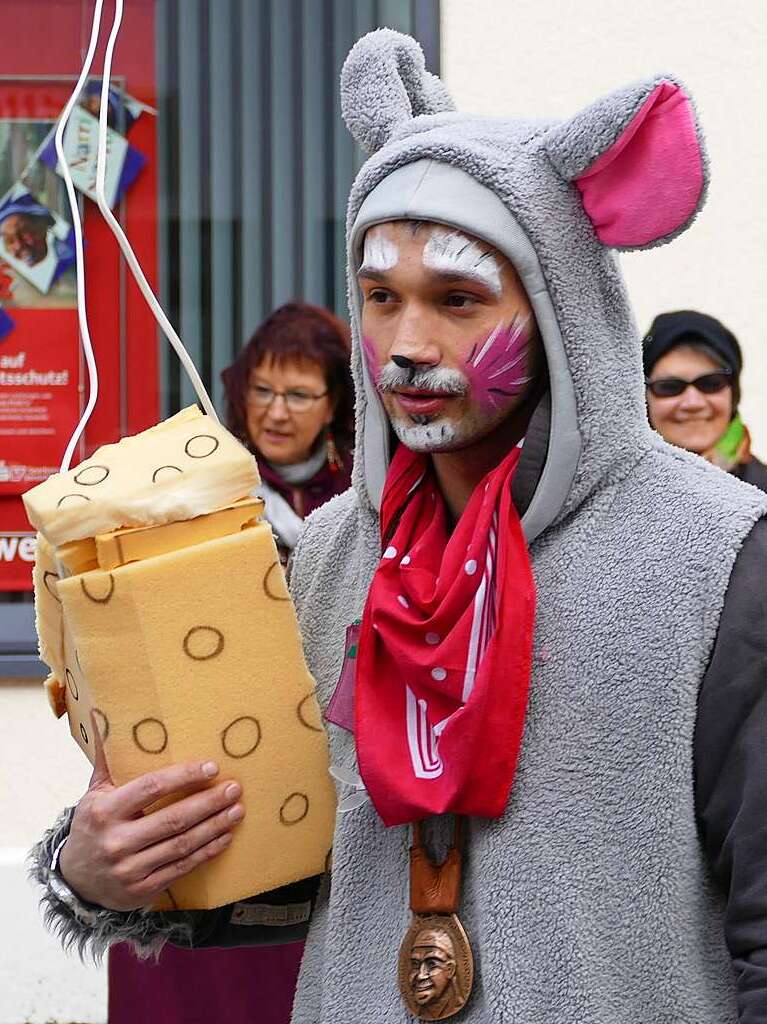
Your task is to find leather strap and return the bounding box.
[409,818,464,916]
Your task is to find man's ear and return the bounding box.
[543,77,707,250]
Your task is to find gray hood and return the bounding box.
[341,30,709,543]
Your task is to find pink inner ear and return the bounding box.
[575,82,704,247]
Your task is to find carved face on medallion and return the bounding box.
[410,928,457,1007]
[398,915,473,1020]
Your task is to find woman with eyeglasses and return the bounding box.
[222,301,355,559]
[643,310,767,492]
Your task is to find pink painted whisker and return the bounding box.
[471,322,504,367]
[488,354,527,380]
[464,315,533,413]
[361,335,382,386]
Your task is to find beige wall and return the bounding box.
[0,680,106,1023]
[442,0,767,456]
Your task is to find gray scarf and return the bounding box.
[256,445,328,551]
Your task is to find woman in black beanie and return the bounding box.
[643,310,767,492]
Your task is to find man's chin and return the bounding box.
[390,416,462,453]
[667,429,717,455]
[389,414,496,455]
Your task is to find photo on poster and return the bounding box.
[38,104,146,208]
[79,78,155,133]
[0,120,76,309]
[0,184,75,295]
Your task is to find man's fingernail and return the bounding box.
[202,761,219,777]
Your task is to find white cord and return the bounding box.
[56,0,105,472]
[96,0,218,421]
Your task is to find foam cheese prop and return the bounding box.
[24,407,336,911]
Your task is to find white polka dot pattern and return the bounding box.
[425,632,441,645]
[383,546,398,559]
[431,667,447,681]
[465,559,478,575]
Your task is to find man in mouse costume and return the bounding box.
[34,30,767,1023]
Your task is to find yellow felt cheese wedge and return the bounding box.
[44,673,67,719]
[56,522,336,910]
[32,533,66,685]
[56,537,98,576]
[94,497,264,570]
[61,617,98,754]
[51,498,259,575]
[22,407,260,546]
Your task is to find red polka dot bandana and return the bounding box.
[355,443,536,826]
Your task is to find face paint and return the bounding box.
[376,359,467,398]
[364,317,534,455]
[360,230,399,274]
[390,418,459,453]
[362,335,381,385]
[422,229,502,297]
[365,339,465,452]
[359,222,538,456]
[464,316,532,414]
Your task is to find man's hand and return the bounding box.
[58,712,245,911]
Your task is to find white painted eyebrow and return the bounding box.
[360,230,399,275]
[422,228,502,296]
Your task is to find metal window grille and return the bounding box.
[155,0,440,416]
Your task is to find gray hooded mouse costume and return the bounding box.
[32,29,767,1024]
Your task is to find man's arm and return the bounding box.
[695,516,767,1022]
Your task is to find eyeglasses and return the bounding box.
[645,369,732,399]
[246,383,328,413]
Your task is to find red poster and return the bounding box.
[0,309,81,494]
[0,495,36,591]
[0,1,159,594]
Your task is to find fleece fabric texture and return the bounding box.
[288,455,766,1024]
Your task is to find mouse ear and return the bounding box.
[543,77,707,250]
[341,29,456,155]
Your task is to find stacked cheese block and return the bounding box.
[24,407,336,911]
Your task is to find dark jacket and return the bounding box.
[733,456,767,495]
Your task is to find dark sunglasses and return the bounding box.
[645,369,732,399]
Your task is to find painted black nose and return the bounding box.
[391,355,416,369]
